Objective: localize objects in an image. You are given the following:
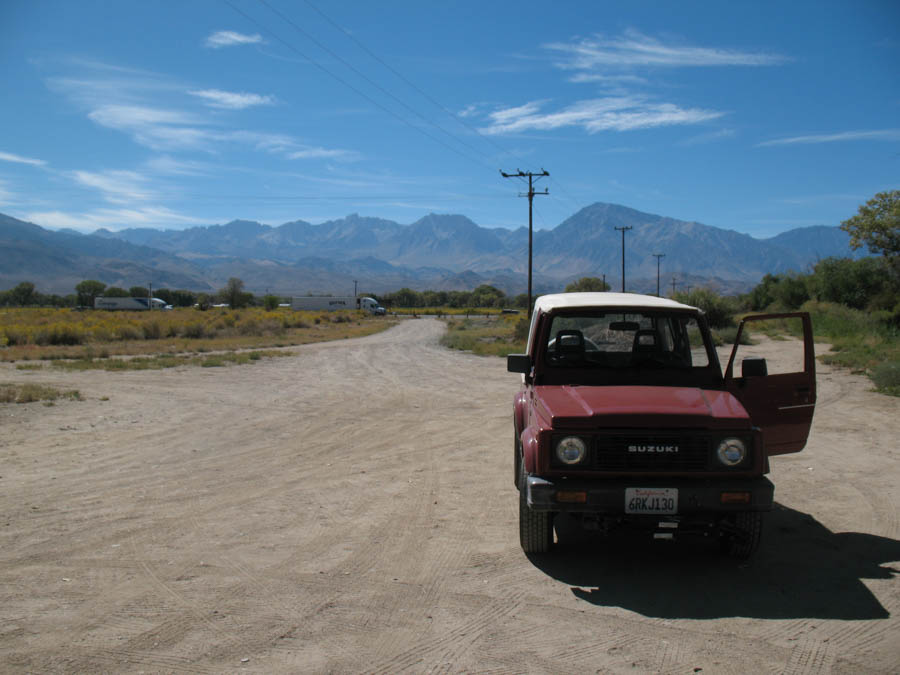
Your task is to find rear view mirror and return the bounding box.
[742,357,768,377]
[507,354,531,374]
[609,321,640,332]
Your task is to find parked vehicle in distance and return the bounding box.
[94,296,168,310]
[373,305,386,315]
[290,296,380,313]
[507,292,816,558]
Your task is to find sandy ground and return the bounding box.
[1,317,898,674]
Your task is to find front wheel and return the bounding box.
[518,457,553,553]
[721,511,763,559]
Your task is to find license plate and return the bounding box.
[625,487,678,514]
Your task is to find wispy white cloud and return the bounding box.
[758,129,900,146]
[143,156,211,176]
[0,179,13,205]
[46,59,358,160]
[567,73,649,85]
[677,128,736,146]
[188,89,276,110]
[287,148,360,160]
[546,30,787,73]
[205,31,263,49]
[26,206,208,232]
[775,193,864,205]
[71,169,155,204]
[88,104,197,128]
[0,151,47,167]
[481,97,723,135]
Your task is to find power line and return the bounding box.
[222,0,495,172]
[256,0,498,169]
[299,0,527,166]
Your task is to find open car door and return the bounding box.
[724,313,816,456]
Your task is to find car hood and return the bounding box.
[534,385,750,429]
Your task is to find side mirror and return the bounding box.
[507,354,531,374]
[742,357,768,378]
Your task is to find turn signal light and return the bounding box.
[555,491,587,503]
[720,491,751,504]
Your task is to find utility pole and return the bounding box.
[614,226,633,292]
[353,280,358,298]
[671,276,677,296]
[148,282,152,311]
[602,273,606,291]
[652,253,665,297]
[501,169,549,317]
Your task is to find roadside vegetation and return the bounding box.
[0,306,393,364]
[440,314,528,357]
[0,382,81,404]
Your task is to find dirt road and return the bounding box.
[1,318,898,673]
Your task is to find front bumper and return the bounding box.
[526,475,774,513]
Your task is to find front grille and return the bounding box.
[591,431,710,472]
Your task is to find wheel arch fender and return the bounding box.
[521,426,540,474]
[513,390,528,437]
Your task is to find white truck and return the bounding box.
[94,296,169,310]
[290,296,380,313]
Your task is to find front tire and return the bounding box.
[721,511,763,559]
[518,456,553,553]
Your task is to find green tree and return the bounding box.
[75,280,106,307]
[809,257,892,310]
[220,277,248,309]
[262,294,280,310]
[154,288,174,304]
[104,286,129,297]
[841,190,900,260]
[565,277,610,292]
[9,281,36,306]
[129,286,150,298]
[390,287,418,307]
[470,284,506,308]
[674,288,736,328]
[170,289,197,307]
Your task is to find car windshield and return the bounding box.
[541,310,716,385]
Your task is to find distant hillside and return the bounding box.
[1,203,862,295]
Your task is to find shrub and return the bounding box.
[182,322,208,339]
[116,324,143,341]
[674,288,737,328]
[871,361,900,395]
[35,323,85,346]
[514,317,530,341]
[715,326,754,345]
[142,320,163,340]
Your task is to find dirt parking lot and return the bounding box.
[1,317,898,673]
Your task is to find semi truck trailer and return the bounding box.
[290,296,379,313]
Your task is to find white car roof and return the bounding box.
[534,292,699,313]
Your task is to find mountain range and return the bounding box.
[1,203,861,297]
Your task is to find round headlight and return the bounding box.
[556,436,587,465]
[716,438,747,466]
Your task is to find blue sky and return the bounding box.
[1,0,898,237]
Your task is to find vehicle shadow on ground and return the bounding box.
[528,503,900,620]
